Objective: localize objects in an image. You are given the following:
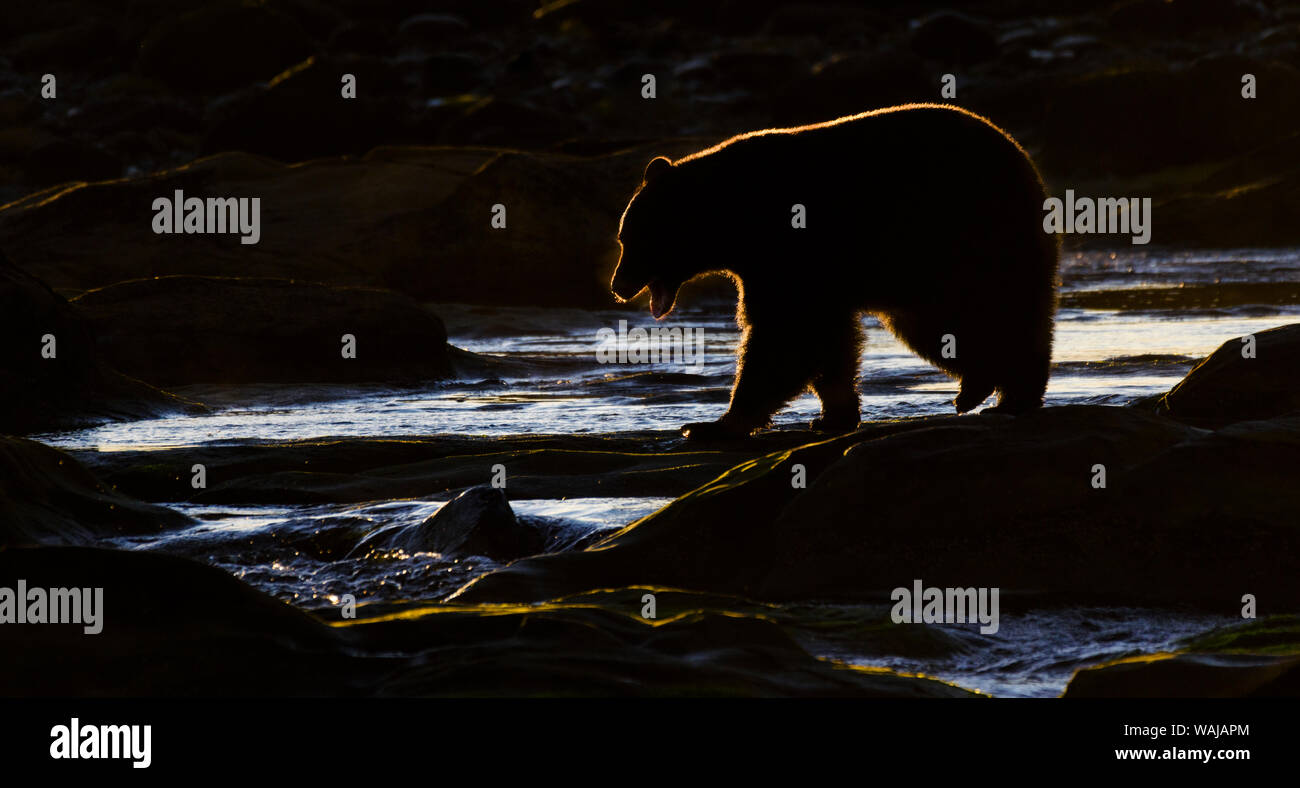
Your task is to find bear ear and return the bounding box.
[643,156,673,183]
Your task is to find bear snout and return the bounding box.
[610,274,646,302]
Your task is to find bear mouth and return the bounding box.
[648,279,677,319]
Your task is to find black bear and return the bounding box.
[610,103,1060,440]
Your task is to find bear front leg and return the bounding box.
[683,324,815,440]
[809,313,862,431]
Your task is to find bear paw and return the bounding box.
[809,414,859,433]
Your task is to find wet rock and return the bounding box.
[136,4,317,94]
[352,485,543,560]
[1065,615,1300,698]
[0,253,200,434]
[910,12,998,66]
[75,429,822,505]
[452,405,1300,608]
[73,276,454,387]
[0,438,189,548]
[1149,323,1300,428]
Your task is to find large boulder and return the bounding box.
[1149,323,1300,428]
[0,252,200,434]
[72,275,453,386]
[0,437,190,548]
[350,485,544,560]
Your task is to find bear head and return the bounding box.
[610,156,696,320]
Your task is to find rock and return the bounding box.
[73,276,454,387]
[0,437,189,548]
[1149,323,1300,428]
[417,53,485,95]
[1065,653,1300,697]
[1040,56,1300,176]
[452,405,1300,608]
[202,55,409,161]
[1107,0,1266,37]
[20,138,122,186]
[0,545,973,697]
[351,485,543,560]
[0,253,201,434]
[1065,616,1300,696]
[439,97,586,148]
[73,429,822,505]
[7,19,124,74]
[774,51,932,126]
[136,4,317,94]
[910,12,998,66]
[395,13,471,50]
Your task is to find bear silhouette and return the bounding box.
[611,103,1060,440]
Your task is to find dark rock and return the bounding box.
[395,13,471,50]
[1108,0,1266,37]
[0,253,201,434]
[1040,56,1300,176]
[202,56,408,161]
[136,4,317,94]
[20,138,122,186]
[7,19,125,73]
[1065,616,1300,698]
[73,276,454,387]
[1150,323,1300,428]
[325,21,393,56]
[773,52,933,126]
[0,437,189,548]
[910,12,998,66]
[352,485,544,560]
[764,3,886,39]
[418,53,484,95]
[440,97,585,148]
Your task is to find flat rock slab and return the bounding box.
[71,428,826,504]
[452,405,1300,608]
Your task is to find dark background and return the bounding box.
[1,0,1297,243]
